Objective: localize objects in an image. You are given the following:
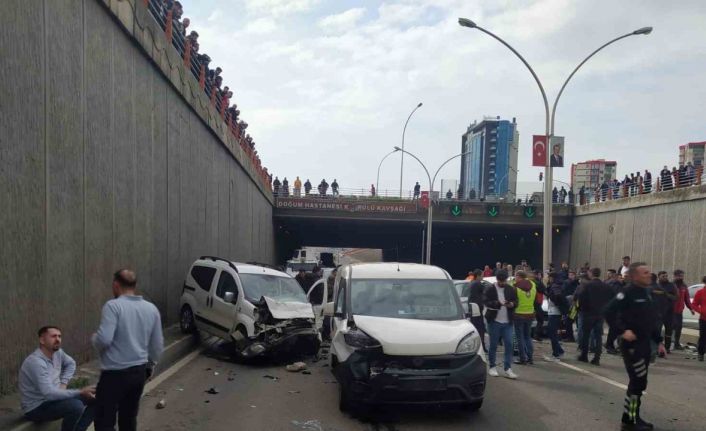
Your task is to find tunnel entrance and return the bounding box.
[275,217,547,279]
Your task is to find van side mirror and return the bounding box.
[224,292,235,304]
[323,302,335,317]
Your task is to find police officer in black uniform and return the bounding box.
[605,262,666,431]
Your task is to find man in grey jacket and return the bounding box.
[93,269,164,431]
[19,326,95,431]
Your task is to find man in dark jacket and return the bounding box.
[605,263,666,430]
[561,271,579,341]
[605,269,625,354]
[483,270,519,379]
[467,269,486,350]
[304,179,312,196]
[577,268,615,365]
[272,177,281,196]
[652,271,677,355]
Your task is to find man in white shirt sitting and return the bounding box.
[19,326,95,431]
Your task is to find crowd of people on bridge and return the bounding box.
[464,257,706,429]
[578,163,704,205]
[146,0,272,188]
[272,177,340,198]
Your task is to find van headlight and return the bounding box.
[456,333,480,354]
[344,328,381,349]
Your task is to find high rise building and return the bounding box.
[459,117,519,199]
[679,142,706,167]
[570,159,617,191]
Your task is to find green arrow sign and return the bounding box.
[487,205,499,217]
[524,207,536,219]
[450,205,462,217]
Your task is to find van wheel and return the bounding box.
[180,306,195,334]
[339,385,353,412]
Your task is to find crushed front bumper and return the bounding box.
[235,324,319,358]
[334,350,487,405]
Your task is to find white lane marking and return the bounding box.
[555,360,628,391]
[163,334,192,352]
[143,347,205,393]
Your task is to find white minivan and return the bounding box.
[325,263,487,413]
[179,257,319,358]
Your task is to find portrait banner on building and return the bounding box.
[550,136,565,168]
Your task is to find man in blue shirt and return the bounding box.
[19,326,95,431]
[93,269,164,431]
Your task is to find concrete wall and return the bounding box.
[0,0,274,394]
[570,185,706,283]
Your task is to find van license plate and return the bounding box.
[398,378,447,391]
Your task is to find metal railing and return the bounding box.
[272,186,572,206]
[576,166,704,206]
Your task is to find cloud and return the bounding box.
[184,0,706,191]
[245,0,321,17]
[206,9,222,22]
[244,17,278,34]
[318,8,367,33]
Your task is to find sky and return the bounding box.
[181,0,706,195]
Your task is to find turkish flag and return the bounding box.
[532,135,547,167]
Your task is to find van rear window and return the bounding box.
[191,266,217,292]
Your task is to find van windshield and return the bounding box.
[239,274,308,303]
[350,279,462,320]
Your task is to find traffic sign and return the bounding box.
[486,205,499,217]
[523,206,536,219]
[450,205,462,217]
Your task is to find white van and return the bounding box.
[179,257,319,358]
[325,263,487,413]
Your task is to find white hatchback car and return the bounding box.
[325,263,486,413]
[179,257,319,358]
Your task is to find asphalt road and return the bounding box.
[138,339,706,431]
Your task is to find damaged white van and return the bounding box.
[325,263,487,413]
[179,257,319,358]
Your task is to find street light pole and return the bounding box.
[376,149,398,198]
[395,147,471,264]
[458,18,652,273]
[400,102,423,199]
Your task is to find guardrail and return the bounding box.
[577,166,704,206]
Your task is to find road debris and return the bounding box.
[286,362,308,372]
[155,399,166,409]
[205,387,220,395]
[302,370,312,375]
[263,375,279,381]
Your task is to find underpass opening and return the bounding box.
[275,216,547,279]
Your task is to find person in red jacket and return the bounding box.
[672,270,695,350]
[692,277,706,362]
[672,269,694,350]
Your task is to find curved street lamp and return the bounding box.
[400,102,423,198]
[375,149,398,198]
[394,146,471,264]
[458,17,652,272]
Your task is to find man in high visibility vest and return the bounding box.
[513,271,536,365]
